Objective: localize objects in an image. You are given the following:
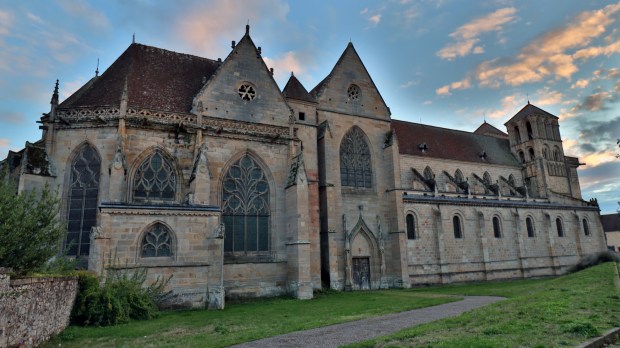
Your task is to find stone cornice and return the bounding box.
[99,202,220,216]
[403,194,599,211]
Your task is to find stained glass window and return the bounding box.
[222,155,270,253]
[66,144,100,257]
[340,127,372,188]
[133,151,176,201]
[141,223,173,257]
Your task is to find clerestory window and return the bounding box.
[133,151,177,202]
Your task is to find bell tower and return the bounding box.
[504,103,579,199]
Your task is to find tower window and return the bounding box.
[298,112,305,121]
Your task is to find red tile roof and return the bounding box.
[473,122,508,139]
[391,120,520,166]
[59,44,221,113]
[600,214,620,232]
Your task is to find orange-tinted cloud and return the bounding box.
[437,7,516,60]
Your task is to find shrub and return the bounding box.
[569,251,620,273]
[0,171,66,275]
[71,266,173,326]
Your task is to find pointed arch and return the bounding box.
[454,169,464,184]
[138,221,176,259]
[340,126,372,188]
[130,147,179,203]
[65,142,101,257]
[221,152,271,254]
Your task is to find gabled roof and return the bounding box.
[474,122,508,139]
[391,119,520,166]
[59,43,221,113]
[504,102,558,125]
[282,73,315,103]
[309,42,390,116]
[600,214,620,232]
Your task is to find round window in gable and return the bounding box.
[347,84,360,101]
[238,83,256,101]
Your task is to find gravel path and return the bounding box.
[232,296,505,348]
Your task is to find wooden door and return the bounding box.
[352,257,370,290]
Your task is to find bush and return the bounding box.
[71,267,173,326]
[0,171,66,275]
[568,251,620,273]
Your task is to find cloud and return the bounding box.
[442,3,620,91]
[437,7,516,60]
[0,138,10,156]
[578,161,620,212]
[571,79,589,89]
[176,0,290,57]
[360,8,369,15]
[56,0,109,28]
[573,88,620,112]
[26,12,44,25]
[486,94,524,119]
[0,111,26,124]
[533,87,563,106]
[400,80,416,88]
[435,77,471,95]
[263,51,306,86]
[369,14,381,25]
[61,78,87,101]
[0,10,12,36]
[566,116,620,165]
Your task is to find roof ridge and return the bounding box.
[131,43,219,63]
[392,118,503,139]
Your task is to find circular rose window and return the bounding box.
[238,83,256,101]
[347,84,360,101]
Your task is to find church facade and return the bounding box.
[1,26,607,309]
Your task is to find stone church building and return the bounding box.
[1,26,607,309]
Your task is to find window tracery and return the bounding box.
[222,154,270,253]
[347,84,360,101]
[133,151,176,201]
[238,83,256,101]
[340,127,372,188]
[141,223,173,257]
[66,144,100,257]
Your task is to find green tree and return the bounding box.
[0,173,66,275]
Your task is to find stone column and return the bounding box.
[477,211,490,280]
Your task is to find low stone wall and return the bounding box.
[0,268,78,347]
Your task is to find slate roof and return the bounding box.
[504,102,558,125]
[59,43,221,113]
[473,122,508,139]
[600,214,620,232]
[282,73,316,103]
[391,119,520,166]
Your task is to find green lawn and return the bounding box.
[46,289,458,348]
[47,263,620,348]
[347,262,620,348]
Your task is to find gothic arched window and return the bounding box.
[66,144,100,257]
[141,223,173,257]
[133,151,177,201]
[406,213,416,240]
[340,127,372,188]
[222,154,270,253]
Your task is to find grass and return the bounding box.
[45,289,458,348]
[347,262,620,348]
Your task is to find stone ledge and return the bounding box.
[576,327,620,348]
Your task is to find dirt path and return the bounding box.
[232,296,505,348]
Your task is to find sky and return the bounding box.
[0,0,619,214]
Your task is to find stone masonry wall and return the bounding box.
[0,269,78,347]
